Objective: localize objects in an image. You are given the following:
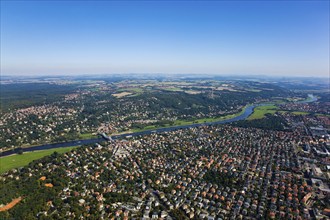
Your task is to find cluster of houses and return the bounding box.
[279,102,330,115]
[0,83,248,151]
[2,125,329,219]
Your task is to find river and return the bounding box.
[0,105,256,157]
[297,94,317,103]
[0,95,317,157]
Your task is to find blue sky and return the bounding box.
[1,1,329,77]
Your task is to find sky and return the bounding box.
[1,1,329,77]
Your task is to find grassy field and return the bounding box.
[162,87,184,92]
[117,87,144,93]
[130,106,248,133]
[291,111,309,115]
[247,105,278,120]
[278,111,329,116]
[79,133,97,139]
[290,112,329,117]
[0,146,78,174]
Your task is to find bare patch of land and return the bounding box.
[184,90,201,94]
[0,197,22,212]
[112,92,132,98]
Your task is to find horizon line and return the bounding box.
[1,73,329,79]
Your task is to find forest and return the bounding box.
[0,83,77,112]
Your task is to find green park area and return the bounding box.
[247,105,278,120]
[0,146,78,174]
[79,133,97,139]
[291,111,309,115]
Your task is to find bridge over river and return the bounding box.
[0,95,317,158]
[0,105,257,157]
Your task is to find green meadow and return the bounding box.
[79,133,97,139]
[247,105,278,120]
[0,146,78,174]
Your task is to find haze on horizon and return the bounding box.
[1,1,329,77]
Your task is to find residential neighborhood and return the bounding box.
[1,0,329,218]
[1,123,329,219]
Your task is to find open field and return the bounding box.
[291,111,310,115]
[161,87,184,92]
[286,111,329,117]
[247,105,278,120]
[184,90,201,94]
[79,133,97,139]
[117,87,144,93]
[112,92,132,98]
[0,146,78,174]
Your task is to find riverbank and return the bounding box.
[129,105,250,133]
[0,94,318,159]
[0,104,255,158]
[0,137,102,158]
